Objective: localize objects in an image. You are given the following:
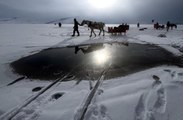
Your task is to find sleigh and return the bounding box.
[108,24,129,35]
[154,23,165,30]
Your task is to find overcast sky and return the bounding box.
[0,0,182,23]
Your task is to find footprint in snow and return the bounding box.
[169,71,183,85]
[152,75,160,81]
[51,92,65,100]
[152,75,161,88]
[164,69,178,80]
[152,87,167,113]
[164,69,171,73]
[170,71,178,80]
[134,94,147,120]
[178,72,183,76]
[135,75,167,120]
[12,92,65,120]
[32,86,44,92]
[84,104,112,120]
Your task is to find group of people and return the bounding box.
[59,19,177,37]
[108,23,129,35]
[154,22,165,30]
[152,21,177,31]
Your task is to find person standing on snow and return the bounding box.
[58,22,62,28]
[166,21,170,31]
[72,18,80,36]
[137,23,140,28]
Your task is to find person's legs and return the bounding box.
[76,29,80,36]
[72,30,76,36]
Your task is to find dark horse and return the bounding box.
[167,21,177,31]
[168,23,177,29]
[81,20,105,37]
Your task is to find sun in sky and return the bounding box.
[88,0,117,9]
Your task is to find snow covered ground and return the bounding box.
[0,24,183,120]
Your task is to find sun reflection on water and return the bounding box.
[93,47,111,65]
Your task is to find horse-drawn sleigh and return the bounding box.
[80,20,129,37]
[108,24,129,35]
[154,23,165,30]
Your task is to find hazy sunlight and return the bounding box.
[88,0,116,9]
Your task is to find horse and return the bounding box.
[168,23,177,29]
[166,22,177,31]
[81,20,105,37]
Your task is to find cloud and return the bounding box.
[0,0,182,23]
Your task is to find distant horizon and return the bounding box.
[0,16,182,25]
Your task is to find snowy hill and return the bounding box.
[0,4,31,23]
[0,3,73,24]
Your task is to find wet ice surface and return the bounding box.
[11,43,181,80]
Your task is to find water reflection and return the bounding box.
[75,44,111,66]
[74,44,104,54]
[11,43,181,80]
[92,48,111,65]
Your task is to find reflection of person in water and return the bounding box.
[72,18,81,37]
[75,44,104,54]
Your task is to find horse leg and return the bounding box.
[93,29,96,37]
[98,29,101,36]
[90,29,92,37]
[102,29,105,36]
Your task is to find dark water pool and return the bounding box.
[10,43,182,80]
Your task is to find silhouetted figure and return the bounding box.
[137,23,140,28]
[156,22,159,27]
[72,18,80,36]
[152,19,154,23]
[166,21,170,31]
[75,44,104,54]
[154,22,160,30]
[58,22,62,28]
